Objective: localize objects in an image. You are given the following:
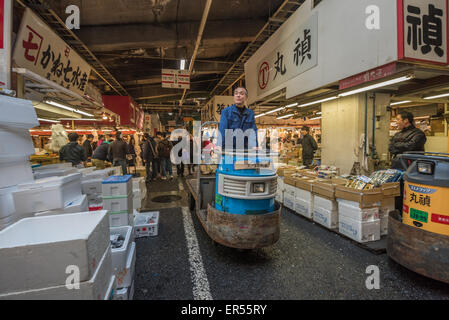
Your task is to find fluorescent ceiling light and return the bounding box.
[299,96,337,107]
[390,100,411,106]
[277,114,294,120]
[265,107,285,115]
[316,112,322,115]
[180,59,186,70]
[45,100,76,112]
[285,103,298,108]
[339,75,414,97]
[74,109,94,117]
[38,118,60,123]
[309,116,322,120]
[59,118,99,121]
[255,113,266,119]
[424,92,449,100]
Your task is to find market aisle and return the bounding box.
[134,177,449,300]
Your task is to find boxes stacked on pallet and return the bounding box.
[0,96,39,230]
[313,196,339,230]
[132,177,147,211]
[134,211,160,238]
[379,197,395,236]
[102,175,134,227]
[295,178,315,219]
[283,182,296,211]
[110,226,136,300]
[0,211,116,300]
[337,199,381,243]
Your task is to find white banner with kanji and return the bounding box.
[13,8,92,95]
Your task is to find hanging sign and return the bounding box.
[162,69,190,89]
[13,8,92,95]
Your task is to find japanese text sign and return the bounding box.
[162,69,190,89]
[13,9,92,95]
[398,0,449,65]
[256,13,318,95]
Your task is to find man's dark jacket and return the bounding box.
[82,140,93,158]
[299,134,318,160]
[142,137,158,162]
[59,142,87,166]
[92,142,111,161]
[389,125,426,169]
[108,139,128,162]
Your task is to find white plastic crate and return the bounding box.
[0,95,39,129]
[33,168,78,180]
[314,196,338,212]
[380,216,388,236]
[313,206,338,229]
[338,200,379,222]
[134,211,159,238]
[13,173,82,214]
[283,192,295,211]
[339,215,380,243]
[0,211,110,294]
[34,195,88,217]
[0,186,17,220]
[295,197,314,219]
[0,156,34,189]
[0,127,36,157]
[102,175,133,196]
[110,226,133,278]
[103,194,133,212]
[82,179,103,195]
[116,241,136,289]
[0,246,113,300]
[109,211,132,228]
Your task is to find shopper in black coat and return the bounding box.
[298,126,318,167]
[82,134,94,160]
[142,133,159,182]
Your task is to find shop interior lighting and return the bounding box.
[255,113,267,119]
[424,92,449,100]
[58,118,99,121]
[38,118,60,123]
[74,109,94,117]
[309,116,322,120]
[277,113,294,120]
[180,59,186,70]
[390,100,411,106]
[339,75,414,97]
[44,99,94,117]
[265,106,286,115]
[285,103,299,108]
[299,96,337,107]
[316,112,322,115]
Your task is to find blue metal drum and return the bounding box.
[214,152,277,215]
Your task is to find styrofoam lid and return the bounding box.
[33,163,73,171]
[102,175,133,184]
[0,96,39,129]
[0,210,108,248]
[17,173,81,190]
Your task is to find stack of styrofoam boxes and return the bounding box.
[283,177,296,211]
[0,211,117,300]
[134,211,160,238]
[379,197,395,236]
[82,168,115,211]
[275,175,284,204]
[110,226,136,300]
[313,195,339,230]
[294,177,315,219]
[102,175,134,227]
[0,96,39,230]
[33,163,78,180]
[132,177,147,211]
[12,173,84,219]
[337,199,381,243]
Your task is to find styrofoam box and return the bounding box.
[33,168,78,180]
[82,179,103,195]
[0,127,36,157]
[133,189,142,210]
[78,167,96,176]
[339,214,381,243]
[0,186,18,220]
[0,156,34,189]
[128,279,135,300]
[284,183,296,197]
[277,177,284,192]
[33,163,73,171]
[110,211,132,228]
[134,211,159,238]
[295,197,314,219]
[104,275,117,300]
[81,168,114,182]
[380,197,396,218]
[113,286,129,300]
[87,193,103,203]
[0,246,113,300]
[133,177,146,192]
[283,192,295,211]
[34,194,88,217]
[297,189,313,203]
[103,194,133,212]
[338,200,379,222]
[275,190,283,203]
[380,216,388,236]
[13,173,82,214]
[313,206,338,230]
[0,95,39,129]
[314,196,338,212]
[110,226,133,277]
[102,175,133,196]
[116,241,136,289]
[0,211,110,294]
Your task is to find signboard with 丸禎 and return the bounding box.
[256,13,318,95]
[399,0,449,65]
[12,9,92,96]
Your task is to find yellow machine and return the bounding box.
[401,153,449,236]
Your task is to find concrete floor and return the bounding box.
[133,174,449,300]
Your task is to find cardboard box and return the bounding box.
[284,176,297,187]
[0,211,109,294]
[295,177,315,192]
[381,182,401,197]
[335,185,383,208]
[337,199,380,222]
[312,180,344,200]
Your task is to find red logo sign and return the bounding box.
[22,25,43,65]
[258,61,270,90]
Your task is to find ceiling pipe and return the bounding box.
[179,0,213,106]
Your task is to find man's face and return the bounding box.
[301,130,307,136]
[396,115,409,130]
[234,88,247,106]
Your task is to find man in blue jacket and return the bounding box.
[218,87,258,151]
